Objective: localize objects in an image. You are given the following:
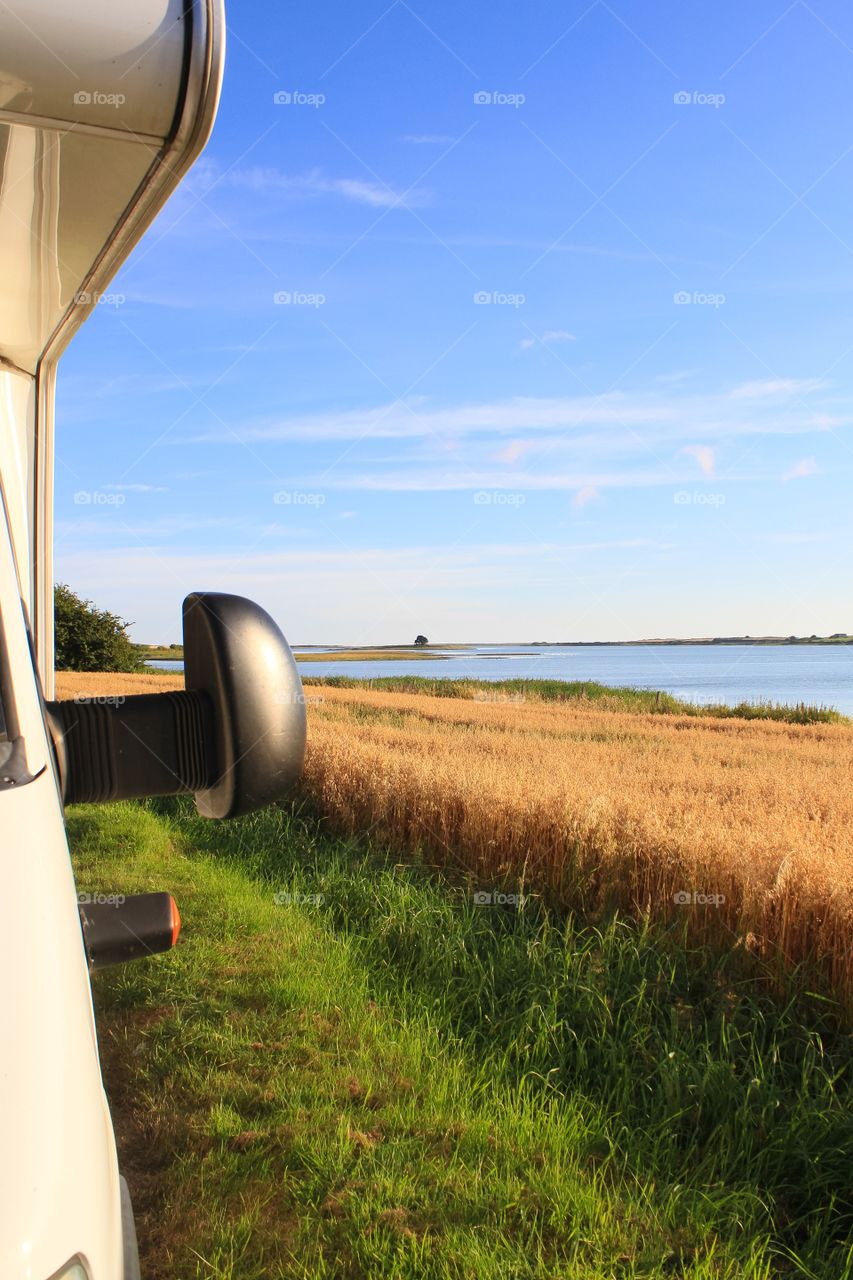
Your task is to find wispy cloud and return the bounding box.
[655,369,696,384]
[493,440,532,464]
[783,456,821,480]
[681,444,716,476]
[186,380,844,449]
[520,330,576,351]
[102,483,168,493]
[572,485,600,508]
[174,379,849,494]
[225,165,427,208]
[401,133,458,144]
[729,378,826,400]
[760,531,830,544]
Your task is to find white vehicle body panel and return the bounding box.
[0,0,223,690]
[0,515,121,1280]
[0,1,224,1276]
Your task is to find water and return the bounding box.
[147,643,853,714]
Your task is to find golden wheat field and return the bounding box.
[56,671,853,1005]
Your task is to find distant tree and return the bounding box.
[414,634,428,647]
[54,583,144,673]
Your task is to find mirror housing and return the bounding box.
[47,593,306,819]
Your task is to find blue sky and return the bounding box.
[56,0,853,643]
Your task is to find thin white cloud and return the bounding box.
[520,330,576,351]
[655,369,696,384]
[572,485,600,508]
[729,378,825,400]
[56,515,240,541]
[281,467,695,492]
[226,165,427,209]
[187,382,843,448]
[760,531,830,544]
[783,457,821,480]
[681,444,716,476]
[401,133,457,144]
[493,440,531,463]
[174,381,847,496]
[102,483,168,493]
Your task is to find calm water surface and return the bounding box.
[148,644,853,714]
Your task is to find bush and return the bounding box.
[54,584,144,673]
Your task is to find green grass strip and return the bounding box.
[303,676,846,724]
[69,799,853,1278]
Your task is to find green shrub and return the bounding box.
[54,583,143,672]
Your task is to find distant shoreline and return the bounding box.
[136,634,853,659]
[292,635,853,649]
[528,635,853,648]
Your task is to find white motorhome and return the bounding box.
[0,4,305,1276]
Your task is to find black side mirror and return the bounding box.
[47,593,306,819]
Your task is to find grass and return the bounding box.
[304,676,846,723]
[71,797,853,1279]
[55,672,853,1010]
[53,672,846,725]
[135,646,184,662]
[301,684,853,1012]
